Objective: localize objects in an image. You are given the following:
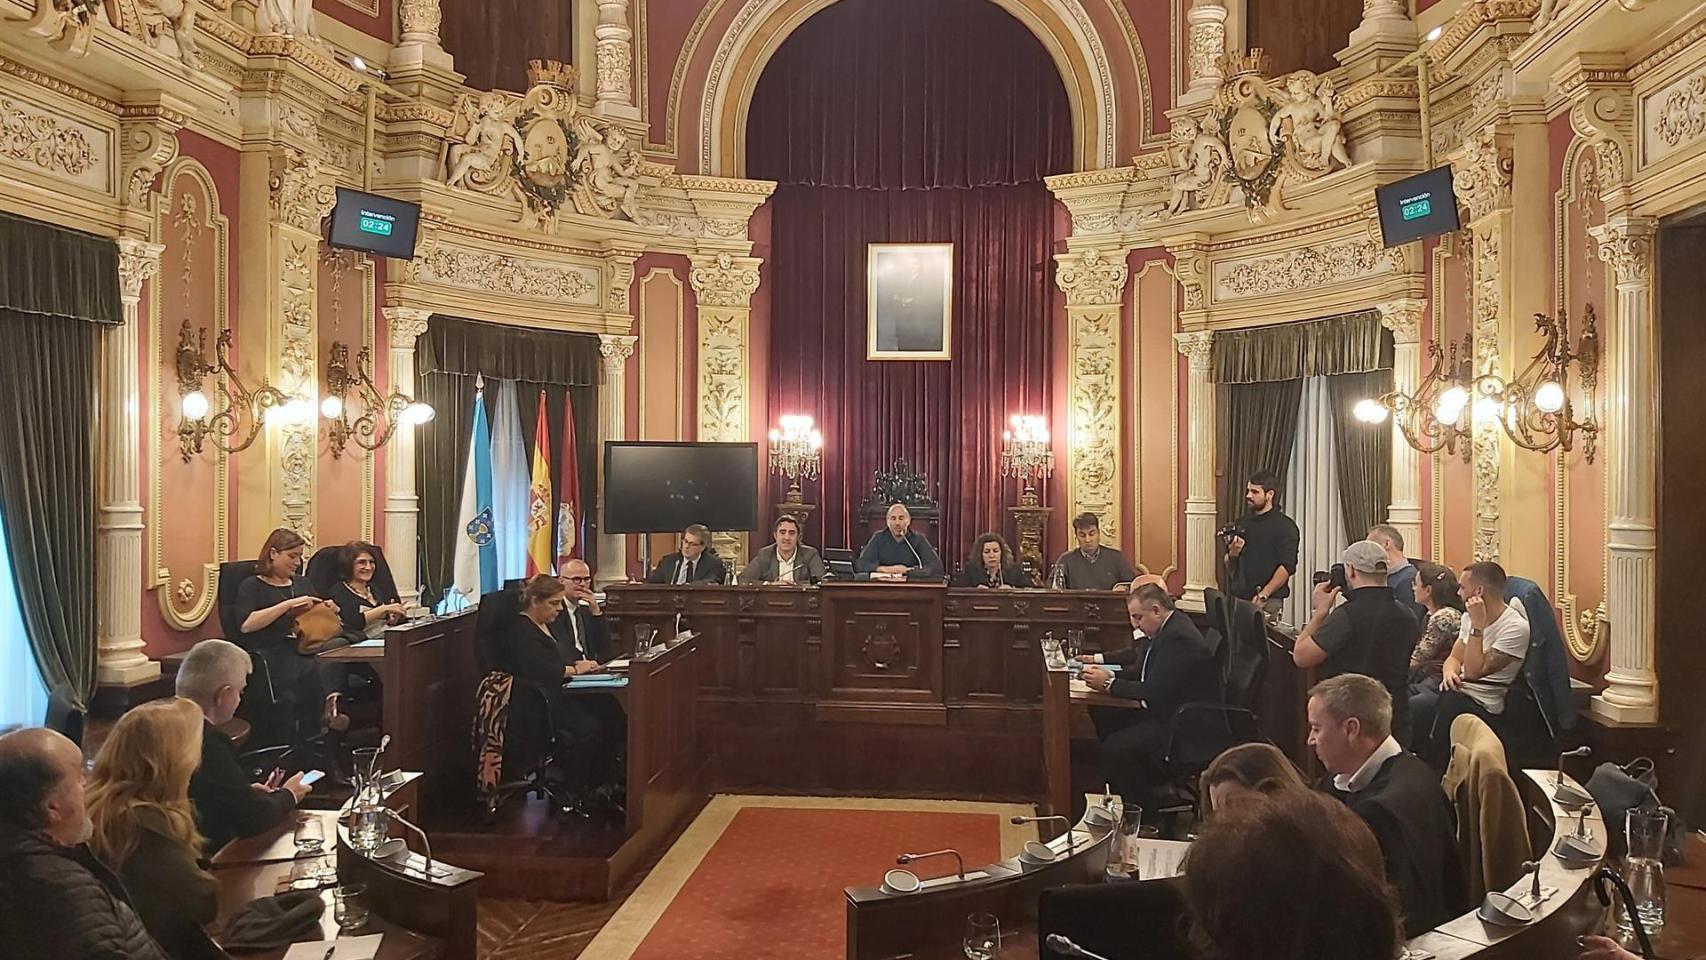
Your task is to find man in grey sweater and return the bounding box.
[1051,512,1139,590]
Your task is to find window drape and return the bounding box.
[1280,376,1349,629]
[1218,379,1304,533]
[1329,368,1393,542]
[0,213,121,326]
[1212,310,1391,384]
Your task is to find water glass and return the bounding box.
[1618,808,1668,937]
[1040,635,1065,668]
[292,816,324,854]
[635,624,657,658]
[1104,805,1144,880]
[963,913,1001,960]
[334,883,370,931]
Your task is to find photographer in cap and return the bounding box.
[1222,470,1299,615]
[1291,540,1420,746]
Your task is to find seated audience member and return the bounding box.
[740,514,827,585]
[233,527,338,755]
[1422,561,1530,770]
[1200,742,1308,816]
[178,639,312,855]
[494,575,622,813]
[87,699,226,960]
[855,503,944,578]
[1406,562,1466,750]
[331,541,406,638]
[646,523,729,585]
[1079,584,1218,809]
[951,532,1033,588]
[1368,524,1428,624]
[1051,512,1138,590]
[554,558,613,664]
[1185,789,1402,960]
[0,727,170,960]
[1309,674,1466,936]
[1292,540,1419,746]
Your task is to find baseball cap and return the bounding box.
[1341,540,1389,576]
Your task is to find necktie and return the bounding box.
[679,558,693,584]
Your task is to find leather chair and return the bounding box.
[1154,590,1267,818]
[215,559,314,770]
[44,688,84,747]
[1036,878,1193,960]
[471,586,568,815]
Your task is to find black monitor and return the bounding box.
[1375,166,1461,247]
[326,187,421,259]
[603,442,759,534]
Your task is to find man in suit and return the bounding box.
[855,503,943,577]
[1079,583,1218,809]
[646,523,728,585]
[554,558,613,662]
[1310,674,1466,937]
[740,514,827,585]
[176,639,313,855]
[552,559,627,807]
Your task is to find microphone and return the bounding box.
[1520,859,1541,904]
[895,848,965,880]
[1555,745,1591,789]
[905,535,924,571]
[384,806,434,875]
[1045,934,1115,960]
[1011,815,1076,853]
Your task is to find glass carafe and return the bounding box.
[348,746,388,853]
[1104,806,1143,880]
[1618,808,1668,938]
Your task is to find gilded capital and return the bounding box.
[599,333,637,369]
[1590,216,1655,287]
[382,307,433,348]
[1056,247,1130,306]
[268,149,336,234]
[1377,298,1426,344]
[1451,127,1513,223]
[1174,330,1215,372]
[688,253,762,307]
[604,253,640,315]
[116,239,165,305]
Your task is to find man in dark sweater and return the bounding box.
[178,639,312,854]
[0,727,170,960]
[1308,674,1466,937]
[1051,512,1139,590]
[1223,470,1299,613]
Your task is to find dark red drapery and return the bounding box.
[748,0,1071,565]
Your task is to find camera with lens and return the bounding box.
[1218,522,1245,541]
[1311,563,1348,593]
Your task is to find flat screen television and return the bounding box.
[326,187,421,259]
[603,441,759,534]
[1375,166,1460,247]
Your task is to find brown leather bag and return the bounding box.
[293,603,343,654]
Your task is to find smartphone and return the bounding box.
[299,769,326,787]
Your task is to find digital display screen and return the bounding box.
[602,442,759,534]
[1375,166,1461,247]
[326,187,421,260]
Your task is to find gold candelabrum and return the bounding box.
[999,415,1054,507]
[175,320,303,461]
[321,341,434,459]
[768,414,823,504]
[1357,306,1601,464]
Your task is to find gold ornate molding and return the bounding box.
[117,236,164,304]
[1376,298,1425,344]
[1591,217,1653,285]
[688,252,761,307]
[1067,302,1123,543]
[1212,235,1403,302]
[0,94,99,178]
[1452,127,1514,224]
[1470,222,1502,562]
[414,243,602,304]
[267,148,335,234]
[119,111,182,209]
[278,235,317,546]
[1056,247,1131,306]
[603,252,640,315]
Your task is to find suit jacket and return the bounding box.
[1326,751,1468,937]
[1104,612,1218,720]
[190,720,296,856]
[550,603,612,663]
[950,564,1034,588]
[854,529,944,577]
[646,551,729,585]
[740,544,828,585]
[1442,714,1529,903]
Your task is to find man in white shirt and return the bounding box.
[739,514,828,585]
[1419,560,1530,769]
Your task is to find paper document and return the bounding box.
[282,934,382,959]
[1135,838,1190,879]
[604,658,631,671]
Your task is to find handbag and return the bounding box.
[218,890,326,952]
[1584,757,1689,864]
[294,603,352,655]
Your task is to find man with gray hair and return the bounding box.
[180,639,311,854]
[1309,674,1463,936]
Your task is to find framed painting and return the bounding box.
[867,243,953,360]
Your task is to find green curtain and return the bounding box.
[1218,378,1305,530]
[1329,369,1394,541]
[418,315,600,386]
[414,370,475,609]
[0,308,97,709]
[1213,310,1390,384]
[0,214,121,326]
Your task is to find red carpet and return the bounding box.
[628,805,1005,959]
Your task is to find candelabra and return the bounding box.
[175,320,305,461]
[322,341,434,459]
[767,415,823,504]
[1356,306,1600,464]
[1000,415,1054,507]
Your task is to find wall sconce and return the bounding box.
[321,341,434,459]
[1000,414,1054,507]
[176,320,304,461]
[767,414,823,504]
[1356,306,1600,463]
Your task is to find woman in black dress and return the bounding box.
[331,541,406,639]
[951,532,1033,589]
[232,527,335,756]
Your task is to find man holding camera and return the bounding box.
[1223,470,1300,615]
[1292,540,1419,746]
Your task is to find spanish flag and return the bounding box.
[524,393,553,577]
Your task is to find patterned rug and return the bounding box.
[578,795,1035,960]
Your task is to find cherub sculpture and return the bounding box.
[446,93,522,190]
[1167,115,1229,216]
[1269,74,1351,171]
[571,117,643,221]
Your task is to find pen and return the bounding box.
[321,945,336,960]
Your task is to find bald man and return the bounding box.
[855,503,943,578]
[0,728,169,959]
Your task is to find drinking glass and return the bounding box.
[635,624,657,658]
[334,883,370,931]
[963,913,1001,960]
[292,816,324,854]
[1040,634,1065,668]
[1104,805,1144,880]
[1618,808,1668,937]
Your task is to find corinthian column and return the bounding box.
[595,334,637,585]
[1056,247,1130,548]
[1590,214,1658,723]
[688,253,761,569]
[1181,0,1228,106]
[1175,331,1216,609]
[382,307,431,607]
[593,0,639,119]
[97,240,165,685]
[1378,298,1425,553]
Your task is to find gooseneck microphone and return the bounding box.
[384,806,434,873]
[1011,815,1076,852]
[895,849,966,880]
[1045,934,1116,960]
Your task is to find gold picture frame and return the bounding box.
[867,243,953,361]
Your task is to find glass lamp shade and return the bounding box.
[182,391,210,421]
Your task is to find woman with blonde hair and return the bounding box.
[87,698,227,960]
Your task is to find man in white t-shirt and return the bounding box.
[1420,560,1530,770]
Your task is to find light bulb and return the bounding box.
[284,398,313,423]
[1473,396,1503,424]
[1354,399,1390,424]
[181,391,210,421]
[1534,381,1566,414]
[320,395,344,420]
[350,54,368,73]
[809,430,823,449]
[402,401,435,425]
[768,429,781,444]
[1425,25,1442,41]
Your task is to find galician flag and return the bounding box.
[556,393,582,561]
[525,392,554,577]
[452,379,498,600]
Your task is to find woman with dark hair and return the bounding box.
[1406,561,1467,750]
[232,528,334,755]
[1185,790,1403,960]
[1199,742,1307,816]
[951,533,1033,588]
[331,542,406,639]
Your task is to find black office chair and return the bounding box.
[44,688,85,747]
[471,586,571,816]
[215,559,328,771]
[1036,878,1193,960]
[1154,590,1268,820]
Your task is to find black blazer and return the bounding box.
[950,564,1034,588]
[550,603,612,663]
[646,551,728,585]
[189,721,295,856]
[1326,751,1468,937]
[491,614,568,688]
[1105,611,1218,720]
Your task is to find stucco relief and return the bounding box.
[416,246,601,305]
[1211,235,1402,301]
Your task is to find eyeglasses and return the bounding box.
[566,576,593,583]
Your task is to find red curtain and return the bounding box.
[748,0,1070,566]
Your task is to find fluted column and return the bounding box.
[1591,215,1658,723]
[596,334,637,585]
[1175,331,1217,608]
[382,308,430,607]
[1181,0,1228,106]
[688,253,761,569]
[593,0,639,119]
[97,240,165,685]
[1378,298,1425,553]
[1056,247,1130,548]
